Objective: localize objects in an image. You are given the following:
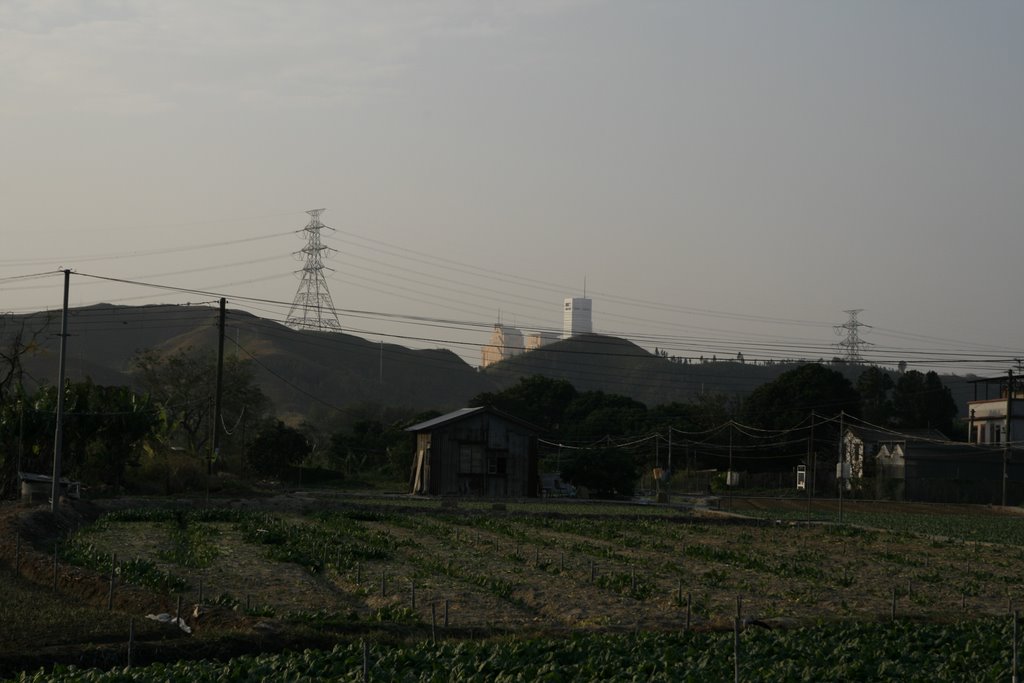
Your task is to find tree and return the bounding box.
[248,420,310,476]
[470,375,578,433]
[0,313,46,498]
[562,390,648,442]
[133,347,268,458]
[76,383,157,493]
[560,446,640,498]
[891,370,958,435]
[743,363,861,430]
[6,380,159,494]
[327,412,427,479]
[856,367,895,426]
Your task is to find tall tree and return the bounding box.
[0,313,46,498]
[891,370,958,435]
[856,367,895,426]
[562,390,648,442]
[75,383,158,493]
[133,347,268,457]
[470,375,578,433]
[743,363,861,430]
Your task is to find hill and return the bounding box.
[3,306,980,426]
[7,304,494,423]
[480,334,798,406]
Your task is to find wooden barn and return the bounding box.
[407,406,540,497]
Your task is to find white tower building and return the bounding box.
[562,297,593,339]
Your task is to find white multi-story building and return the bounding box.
[563,297,593,339]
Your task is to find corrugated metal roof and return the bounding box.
[405,405,543,434]
[405,407,487,432]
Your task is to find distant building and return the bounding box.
[480,324,525,368]
[563,297,592,338]
[967,374,1024,445]
[525,331,558,351]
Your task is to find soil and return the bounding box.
[2,492,1023,678]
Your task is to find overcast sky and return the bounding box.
[1,1,1022,375]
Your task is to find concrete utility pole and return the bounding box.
[837,412,845,524]
[51,269,70,514]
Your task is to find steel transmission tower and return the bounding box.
[286,209,342,332]
[833,309,871,363]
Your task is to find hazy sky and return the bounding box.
[2,1,1022,375]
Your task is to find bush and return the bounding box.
[561,447,640,499]
[127,451,206,495]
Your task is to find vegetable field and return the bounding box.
[3,493,1024,681]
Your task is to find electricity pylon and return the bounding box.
[286,209,342,332]
[834,309,871,363]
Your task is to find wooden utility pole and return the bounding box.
[50,269,70,514]
[210,298,226,475]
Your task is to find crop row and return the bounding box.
[9,617,1024,682]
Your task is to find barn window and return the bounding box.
[459,445,484,474]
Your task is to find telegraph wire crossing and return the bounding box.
[2,269,1021,375]
[2,216,1018,365]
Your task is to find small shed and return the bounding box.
[407,406,540,497]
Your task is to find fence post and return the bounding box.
[1014,610,1019,683]
[431,603,437,644]
[127,618,135,669]
[733,612,741,683]
[444,599,450,628]
[108,553,116,610]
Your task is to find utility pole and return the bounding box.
[728,421,734,510]
[50,269,70,514]
[667,427,673,503]
[807,412,815,516]
[211,298,226,476]
[1004,369,1013,506]
[838,412,845,524]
